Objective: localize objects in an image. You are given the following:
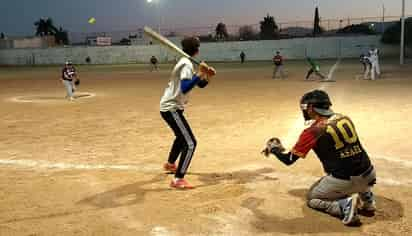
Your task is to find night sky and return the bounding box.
[1,0,410,36]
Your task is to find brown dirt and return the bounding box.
[0,60,411,236]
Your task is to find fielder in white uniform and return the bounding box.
[160,37,216,189]
[366,47,380,80]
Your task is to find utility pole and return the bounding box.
[400,0,405,65]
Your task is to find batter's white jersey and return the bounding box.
[160,57,194,112]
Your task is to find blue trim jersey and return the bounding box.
[160,57,194,112]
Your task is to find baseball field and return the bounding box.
[0,59,411,236]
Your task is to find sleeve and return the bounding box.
[291,128,319,158]
[179,64,194,81]
[181,75,201,94]
[62,69,68,79]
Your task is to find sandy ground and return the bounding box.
[0,60,411,236]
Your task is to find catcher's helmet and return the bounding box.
[300,90,333,116]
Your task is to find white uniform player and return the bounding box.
[368,48,380,80]
[159,37,216,189]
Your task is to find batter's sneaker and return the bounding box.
[170,179,194,189]
[163,163,177,173]
[340,194,360,225]
[360,191,376,212]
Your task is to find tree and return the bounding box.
[337,24,376,35]
[34,18,57,36]
[239,25,257,41]
[381,18,412,46]
[0,33,4,39]
[215,22,229,41]
[313,7,324,36]
[119,38,131,45]
[34,18,69,45]
[55,27,69,45]
[260,14,280,40]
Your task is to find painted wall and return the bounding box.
[0,35,399,65]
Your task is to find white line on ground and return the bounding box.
[373,155,412,168]
[0,155,411,187]
[327,58,341,80]
[0,159,158,172]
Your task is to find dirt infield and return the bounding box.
[0,60,411,236]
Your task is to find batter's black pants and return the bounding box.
[161,110,197,178]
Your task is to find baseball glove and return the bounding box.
[261,137,285,157]
[74,79,80,86]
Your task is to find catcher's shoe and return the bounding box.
[359,191,376,212]
[340,194,360,225]
[163,163,177,173]
[170,179,194,190]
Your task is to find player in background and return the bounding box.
[160,37,216,189]
[272,51,285,79]
[305,57,327,80]
[61,61,77,101]
[262,90,377,226]
[150,55,159,72]
[360,54,369,73]
[360,54,372,80]
[240,51,246,64]
[368,47,381,80]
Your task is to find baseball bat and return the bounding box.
[143,26,200,65]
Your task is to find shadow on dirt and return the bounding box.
[241,188,403,234]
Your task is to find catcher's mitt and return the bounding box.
[74,79,80,86]
[261,137,285,157]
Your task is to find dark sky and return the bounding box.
[1,0,410,36]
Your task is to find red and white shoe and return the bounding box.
[170,179,194,189]
[163,163,177,173]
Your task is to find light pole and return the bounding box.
[147,0,161,34]
[400,0,406,65]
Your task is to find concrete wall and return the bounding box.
[0,36,55,50]
[0,35,399,65]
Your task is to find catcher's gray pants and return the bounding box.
[273,65,285,79]
[306,167,376,217]
[63,80,74,98]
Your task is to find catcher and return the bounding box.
[262,89,376,226]
[61,61,80,101]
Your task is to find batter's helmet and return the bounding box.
[300,90,333,116]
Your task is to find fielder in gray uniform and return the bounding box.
[61,61,77,101]
[262,90,376,226]
[160,37,216,189]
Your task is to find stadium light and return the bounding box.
[147,0,161,34]
[400,0,406,65]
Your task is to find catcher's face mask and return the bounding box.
[300,103,312,121]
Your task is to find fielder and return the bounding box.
[305,57,327,80]
[160,36,216,189]
[262,90,376,226]
[272,51,286,79]
[61,61,79,101]
[240,51,246,64]
[150,55,159,72]
[368,47,381,80]
[360,54,372,80]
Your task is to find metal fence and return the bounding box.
[69,15,408,44]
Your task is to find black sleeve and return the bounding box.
[271,148,299,166]
[197,79,209,88]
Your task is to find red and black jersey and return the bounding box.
[62,67,76,81]
[273,55,283,65]
[292,114,371,178]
